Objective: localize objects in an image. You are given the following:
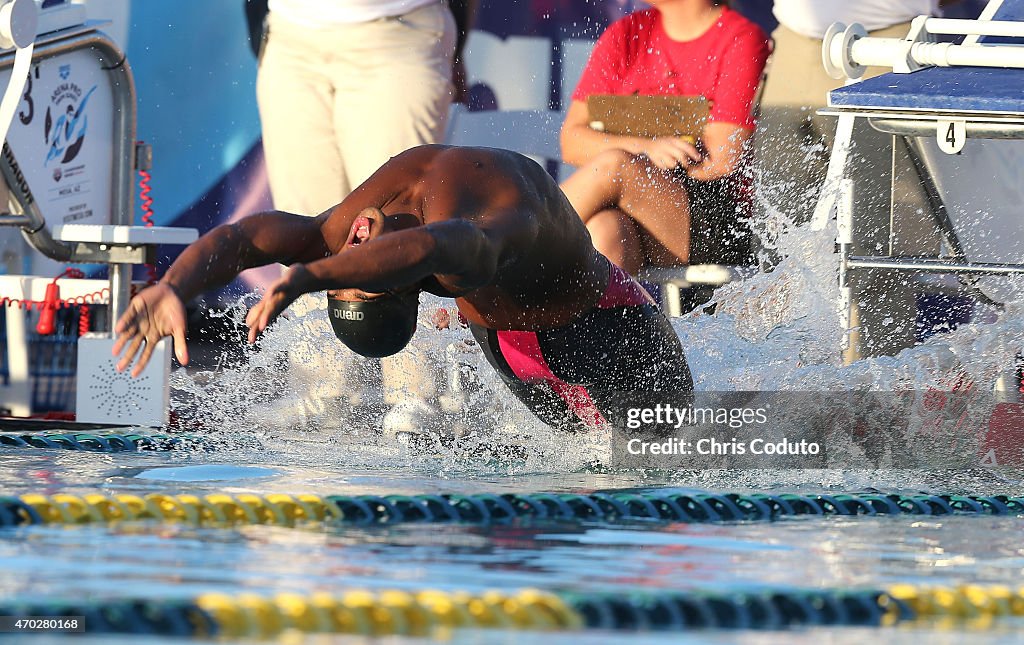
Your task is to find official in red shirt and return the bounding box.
[560,0,770,276]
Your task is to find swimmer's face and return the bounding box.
[343,208,420,248]
[334,208,423,302]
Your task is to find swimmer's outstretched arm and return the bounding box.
[113,210,331,376]
[245,210,538,342]
[161,211,332,301]
[113,148,446,375]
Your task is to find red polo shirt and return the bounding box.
[572,7,770,129]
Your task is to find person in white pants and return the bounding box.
[256,0,457,431]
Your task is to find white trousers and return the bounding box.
[256,1,456,214]
[258,4,455,408]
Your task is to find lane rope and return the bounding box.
[2,585,1022,636]
[1,490,1022,528]
[0,430,198,452]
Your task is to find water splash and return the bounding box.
[168,186,1023,488]
[170,291,609,477]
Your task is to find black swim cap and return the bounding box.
[327,292,419,358]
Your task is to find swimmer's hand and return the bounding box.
[113,282,189,377]
[431,307,452,329]
[430,306,468,330]
[245,264,310,344]
[640,137,703,171]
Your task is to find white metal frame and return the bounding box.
[823,14,1024,80]
[815,14,1024,374]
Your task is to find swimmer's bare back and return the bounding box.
[113,145,613,377]
[319,145,610,330]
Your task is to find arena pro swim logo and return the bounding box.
[43,79,97,167]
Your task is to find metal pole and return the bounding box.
[838,243,860,365]
[96,35,137,333]
[0,213,30,226]
[847,38,1024,70]
[836,178,861,364]
[846,257,1024,274]
[812,114,856,231]
[826,20,1024,77]
[924,17,1024,38]
[964,0,1006,46]
[109,263,132,333]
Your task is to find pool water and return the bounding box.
[2,439,1024,643]
[3,207,1024,643]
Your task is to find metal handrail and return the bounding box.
[846,256,1024,275]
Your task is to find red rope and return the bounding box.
[139,168,159,285]
[53,267,84,282]
[53,268,109,318]
[139,169,154,225]
[0,297,41,310]
[78,303,90,336]
[2,268,108,337]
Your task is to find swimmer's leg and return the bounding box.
[539,300,695,429]
[583,337,695,432]
[469,323,591,432]
[541,303,694,392]
[495,377,592,433]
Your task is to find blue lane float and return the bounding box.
[1,489,1022,528]
[0,430,199,452]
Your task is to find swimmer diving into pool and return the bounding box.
[113,145,692,431]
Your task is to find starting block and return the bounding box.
[813,0,1024,389]
[0,1,197,424]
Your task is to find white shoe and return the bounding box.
[381,399,442,436]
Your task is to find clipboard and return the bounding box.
[587,94,710,143]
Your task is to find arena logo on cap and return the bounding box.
[332,309,364,321]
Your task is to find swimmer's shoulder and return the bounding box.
[433,147,555,198]
[402,145,551,206]
[393,143,538,166]
[417,145,539,174]
[386,144,506,179]
[386,144,448,172]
